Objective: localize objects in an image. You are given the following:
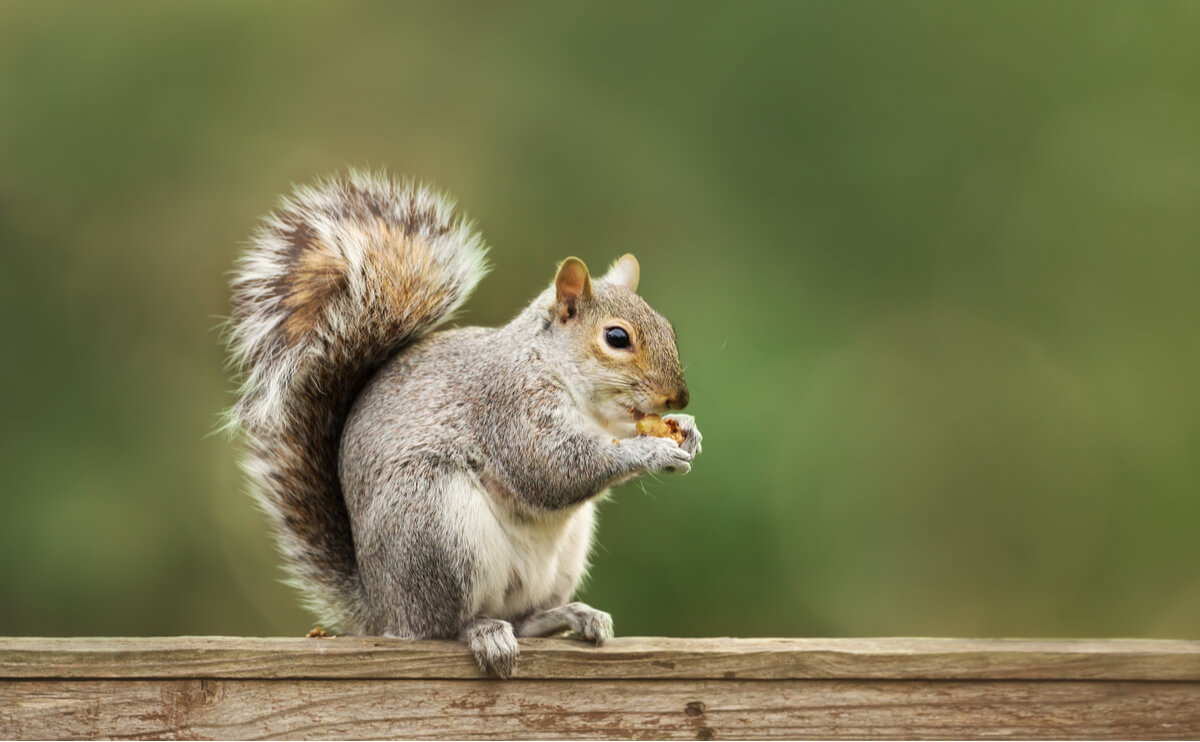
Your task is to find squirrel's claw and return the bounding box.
[663,414,703,456]
[461,617,520,679]
[578,606,614,645]
[514,601,614,645]
[646,435,693,475]
[562,601,614,645]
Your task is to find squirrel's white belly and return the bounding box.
[440,473,596,620]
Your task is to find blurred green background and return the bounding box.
[2,1,1198,639]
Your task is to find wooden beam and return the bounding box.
[2,637,1199,739]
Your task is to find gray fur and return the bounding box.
[228,172,701,678]
[460,617,520,679]
[516,602,614,643]
[226,171,489,632]
[339,288,697,676]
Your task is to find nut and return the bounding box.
[635,414,686,445]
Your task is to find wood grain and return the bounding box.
[2,636,1199,680]
[2,637,1199,740]
[3,678,1198,740]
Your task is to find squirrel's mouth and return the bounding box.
[628,406,649,422]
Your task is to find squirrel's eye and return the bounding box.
[604,326,632,350]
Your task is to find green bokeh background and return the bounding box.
[2,2,1198,639]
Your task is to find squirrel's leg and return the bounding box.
[514,503,611,644]
[460,616,520,679]
[515,602,614,644]
[352,465,524,680]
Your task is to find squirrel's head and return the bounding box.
[544,254,689,436]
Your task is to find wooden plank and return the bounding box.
[3,677,1198,740]
[3,637,1200,681]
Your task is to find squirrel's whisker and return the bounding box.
[225,170,700,679]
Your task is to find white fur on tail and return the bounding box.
[225,170,489,630]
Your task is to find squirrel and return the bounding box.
[225,170,702,678]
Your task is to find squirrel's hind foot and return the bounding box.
[516,601,614,645]
[461,617,519,679]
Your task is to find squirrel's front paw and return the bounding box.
[461,617,519,679]
[663,414,703,456]
[628,434,694,475]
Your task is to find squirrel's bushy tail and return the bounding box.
[226,170,488,631]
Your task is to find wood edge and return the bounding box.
[2,636,1199,681]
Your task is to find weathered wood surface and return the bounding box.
[4,636,1200,681]
[5,678,1199,740]
[2,637,1199,740]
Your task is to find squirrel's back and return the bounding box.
[225,170,489,630]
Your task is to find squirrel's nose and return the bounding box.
[666,386,690,410]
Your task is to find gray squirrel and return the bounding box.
[225,170,701,677]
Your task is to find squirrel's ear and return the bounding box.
[554,257,593,321]
[601,253,640,292]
